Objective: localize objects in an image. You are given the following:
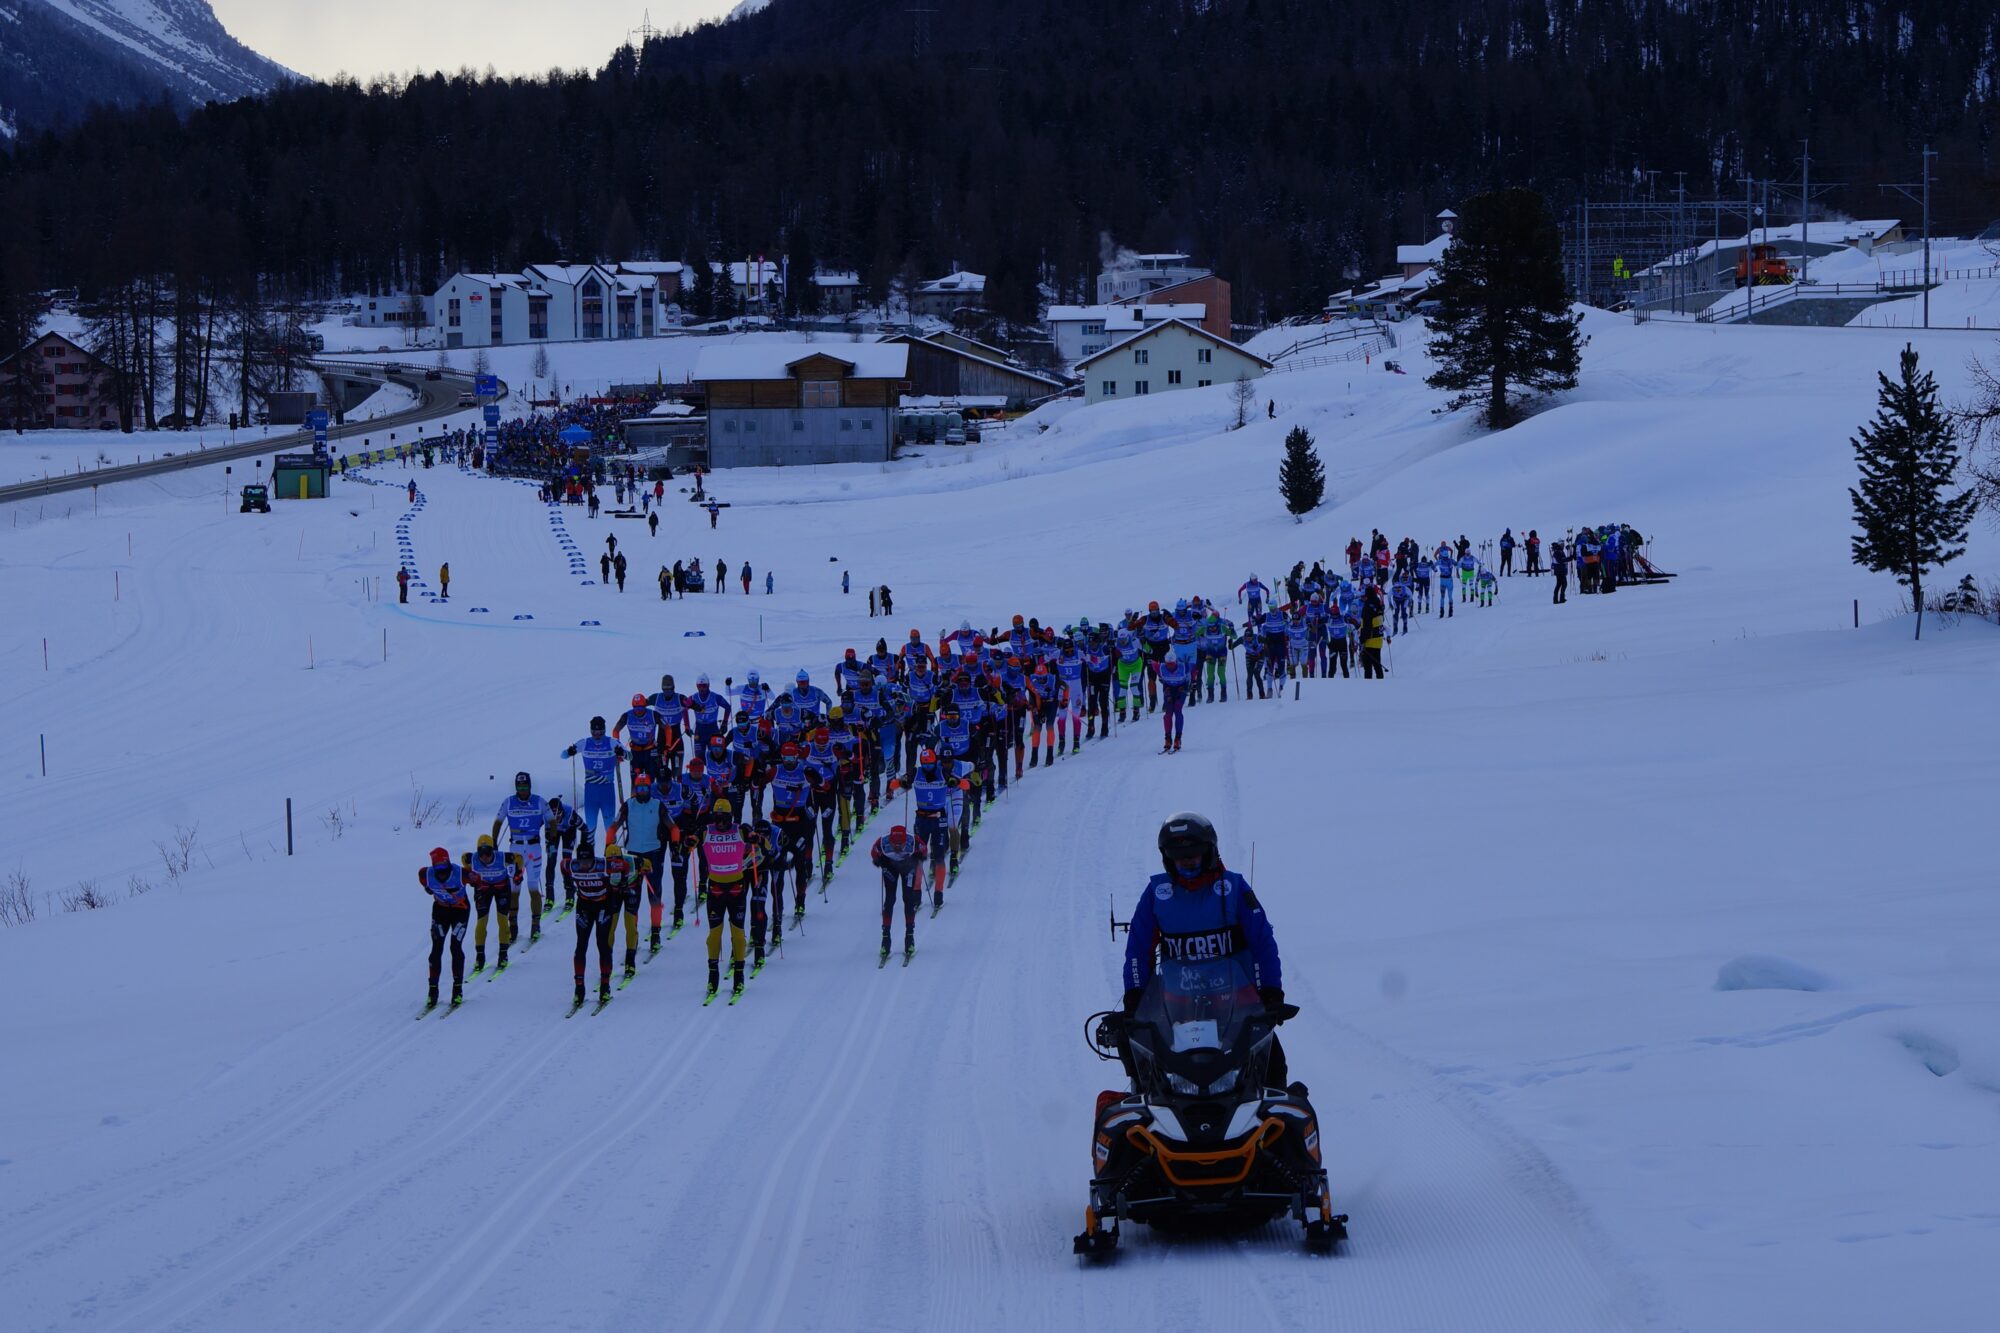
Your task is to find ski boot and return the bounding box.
[1043,745,1055,766]
[599,979,612,1005]
[904,929,916,958]
[752,944,765,971]
[474,947,486,972]
[451,983,464,1008]
[574,981,587,1006]
[649,927,662,951]
[427,982,439,1008]
[730,960,746,1000]
[1028,748,1038,770]
[1070,741,1081,756]
[706,959,720,1000]
[497,946,509,970]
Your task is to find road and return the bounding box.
[0,362,491,504]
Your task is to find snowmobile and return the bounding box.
[1073,956,1346,1260]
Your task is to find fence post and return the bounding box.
[40,733,46,777]
[1853,598,1859,629]
[286,798,293,856]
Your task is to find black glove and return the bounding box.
[1258,987,1286,1012]
[1121,988,1144,1016]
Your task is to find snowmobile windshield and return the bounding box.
[1136,957,1264,1055]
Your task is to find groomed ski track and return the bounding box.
[0,705,1641,1330]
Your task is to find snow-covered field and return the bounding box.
[2,313,1996,1332]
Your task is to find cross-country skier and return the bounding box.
[767,743,817,924]
[613,694,666,784]
[1360,585,1388,679]
[1389,575,1413,634]
[1477,565,1497,608]
[492,772,552,941]
[1119,813,1293,1089]
[461,834,519,974]
[1159,646,1191,751]
[1113,627,1145,724]
[603,840,642,981]
[1238,574,1269,620]
[889,748,964,908]
[871,824,924,961]
[649,675,689,777]
[610,772,669,954]
[419,847,471,1011]
[699,797,753,1002]
[560,717,627,837]
[564,842,616,1011]
[543,796,582,906]
[1413,554,1434,611]
[1499,528,1516,575]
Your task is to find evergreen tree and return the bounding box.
[1425,188,1582,429]
[1849,343,1978,640]
[1279,425,1325,518]
[688,254,716,321]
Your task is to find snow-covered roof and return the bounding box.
[525,263,614,286]
[918,270,986,294]
[1395,234,1454,266]
[692,343,910,382]
[648,401,696,417]
[814,271,861,287]
[1072,318,1273,371]
[615,261,685,276]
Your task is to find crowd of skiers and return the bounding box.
[416,522,1648,1013]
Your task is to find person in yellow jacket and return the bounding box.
[1359,585,1388,679]
[700,798,754,1002]
[461,834,521,974]
[438,562,450,600]
[604,841,643,983]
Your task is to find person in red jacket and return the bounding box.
[870,824,924,962]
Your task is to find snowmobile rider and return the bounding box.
[1120,812,1294,1090]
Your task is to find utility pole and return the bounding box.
[1799,138,1810,284]
[1881,145,1938,328]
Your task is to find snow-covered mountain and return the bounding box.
[0,0,290,137]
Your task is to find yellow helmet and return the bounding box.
[828,705,844,721]
[476,833,495,852]
[605,841,622,857]
[711,797,735,817]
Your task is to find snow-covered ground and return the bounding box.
[2,313,1997,1332]
[0,426,298,487]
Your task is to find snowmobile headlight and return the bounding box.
[1206,1068,1239,1096]
[1166,1073,1202,1096]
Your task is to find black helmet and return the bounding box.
[590,715,606,732]
[515,771,531,790]
[1157,811,1219,871]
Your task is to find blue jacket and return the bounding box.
[1123,869,1281,993]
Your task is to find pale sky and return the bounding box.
[210,1,742,82]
